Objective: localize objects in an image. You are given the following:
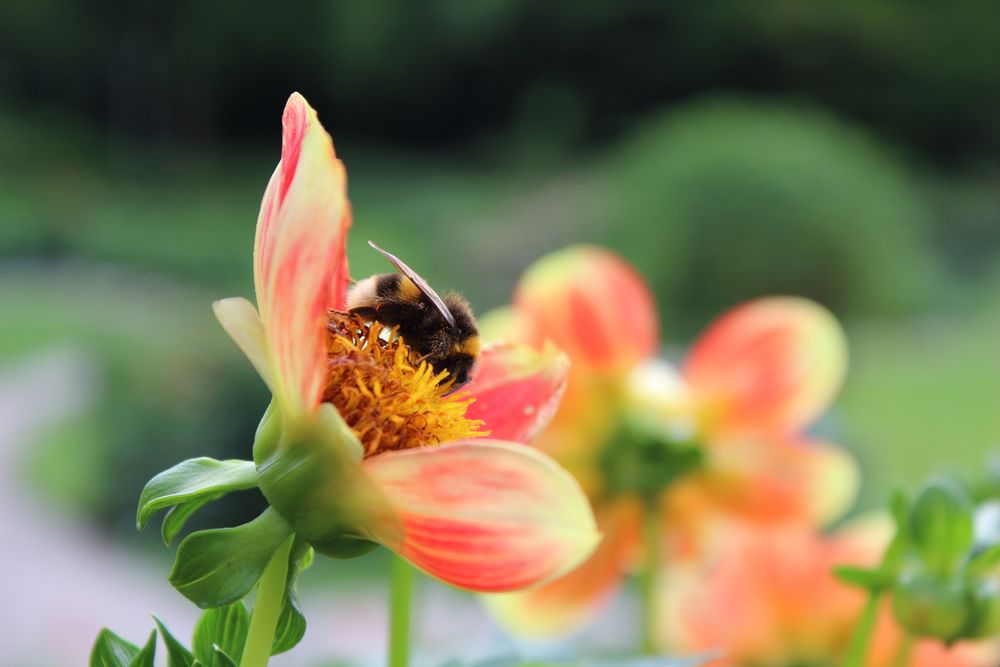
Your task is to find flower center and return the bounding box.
[324,312,488,457]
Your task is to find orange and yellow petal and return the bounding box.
[483,498,641,637]
[668,525,878,666]
[684,297,847,437]
[361,440,600,592]
[512,246,659,375]
[696,436,858,528]
[252,92,352,416]
[462,342,569,445]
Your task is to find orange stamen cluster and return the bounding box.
[324,312,488,457]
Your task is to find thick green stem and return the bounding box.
[240,535,294,667]
[841,591,881,667]
[638,499,662,655]
[388,554,414,667]
[892,632,915,667]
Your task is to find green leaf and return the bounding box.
[833,565,894,591]
[169,507,294,608]
[153,616,197,667]
[966,543,1000,577]
[128,630,157,667]
[90,629,139,667]
[271,539,312,655]
[212,648,238,667]
[161,493,223,545]
[193,602,249,667]
[137,457,258,532]
[909,478,975,576]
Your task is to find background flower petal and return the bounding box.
[212,297,273,391]
[482,498,639,637]
[252,92,352,415]
[512,245,659,375]
[462,342,569,444]
[361,440,600,592]
[698,436,858,527]
[684,296,848,437]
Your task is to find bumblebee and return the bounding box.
[347,241,481,391]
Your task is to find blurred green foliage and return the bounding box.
[602,99,940,330]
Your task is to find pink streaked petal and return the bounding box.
[482,498,639,637]
[212,297,273,390]
[703,436,859,527]
[361,440,600,593]
[252,93,352,415]
[512,246,659,374]
[462,342,569,445]
[684,297,848,437]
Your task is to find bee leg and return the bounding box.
[348,306,378,321]
[441,380,470,397]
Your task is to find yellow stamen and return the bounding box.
[324,312,488,457]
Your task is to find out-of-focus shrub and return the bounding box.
[601,98,940,332]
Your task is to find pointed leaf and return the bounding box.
[966,543,1000,577]
[193,602,249,667]
[90,629,140,667]
[128,630,157,667]
[161,493,223,545]
[212,648,238,667]
[169,508,294,608]
[153,616,196,667]
[137,458,258,531]
[833,565,894,591]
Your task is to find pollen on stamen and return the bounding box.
[324,312,488,457]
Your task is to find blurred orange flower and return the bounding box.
[214,93,599,593]
[478,246,857,636]
[664,519,998,667]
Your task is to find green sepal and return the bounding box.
[966,543,1000,577]
[212,649,237,667]
[161,494,222,545]
[130,631,157,667]
[137,457,258,543]
[254,403,397,558]
[90,629,139,667]
[153,616,197,667]
[961,580,1000,639]
[89,628,156,667]
[834,565,894,592]
[892,571,969,642]
[908,478,974,576]
[193,602,249,667]
[169,507,294,608]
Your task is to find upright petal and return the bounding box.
[684,297,847,437]
[483,498,640,637]
[361,440,601,592]
[513,246,659,375]
[252,93,352,416]
[463,342,569,444]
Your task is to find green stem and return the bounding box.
[892,632,915,667]
[638,499,662,655]
[841,591,881,667]
[240,535,294,667]
[388,554,414,667]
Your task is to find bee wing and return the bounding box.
[368,240,457,328]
